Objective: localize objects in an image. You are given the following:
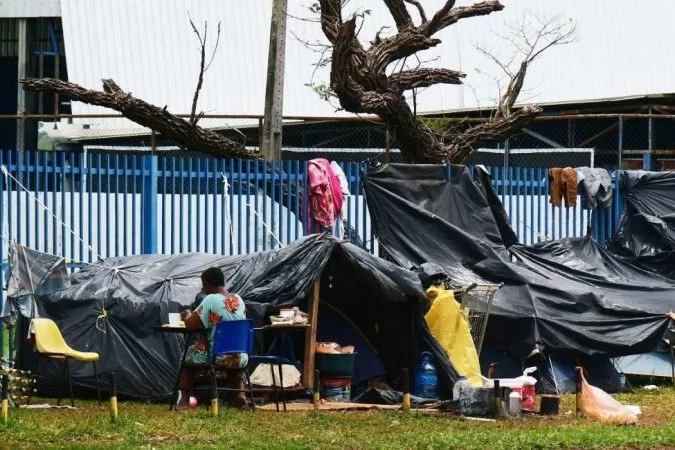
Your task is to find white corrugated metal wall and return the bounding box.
[59,0,675,124]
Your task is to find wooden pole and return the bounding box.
[313,369,320,410]
[493,379,502,418]
[210,372,219,416]
[108,372,118,422]
[2,374,10,423]
[261,0,288,161]
[575,366,582,416]
[402,368,411,413]
[303,280,320,388]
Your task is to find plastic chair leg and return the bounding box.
[57,357,67,406]
[210,371,219,416]
[92,361,102,405]
[243,369,255,411]
[66,358,75,407]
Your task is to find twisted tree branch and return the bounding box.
[422,1,503,36]
[383,0,413,30]
[447,104,542,161]
[389,68,465,91]
[403,0,427,23]
[21,77,260,159]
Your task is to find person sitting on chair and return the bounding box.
[177,267,248,409]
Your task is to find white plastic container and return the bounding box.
[509,391,522,415]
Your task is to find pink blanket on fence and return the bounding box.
[307,158,343,228]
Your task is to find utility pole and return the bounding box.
[261,0,288,161]
[16,18,37,153]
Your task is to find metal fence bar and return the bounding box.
[0,150,3,359]
[253,160,259,253]
[238,159,244,252]
[261,162,268,252]
[214,158,221,255]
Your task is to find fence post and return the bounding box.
[141,154,158,254]
[643,153,653,171]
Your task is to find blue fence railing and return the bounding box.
[0,149,623,359]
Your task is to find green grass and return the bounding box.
[0,390,674,449]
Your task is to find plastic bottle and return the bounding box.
[413,351,438,399]
[618,374,627,393]
[453,376,467,401]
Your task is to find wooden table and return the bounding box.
[152,326,191,334]
[254,280,320,389]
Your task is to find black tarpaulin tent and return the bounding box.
[607,170,675,279]
[8,235,458,401]
[362,164,674,377]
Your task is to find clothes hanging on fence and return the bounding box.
[549,167,578,207]
[577,167,613,209]
[330,162,351,239]
[307,159,344,231]
[331,161,351,197]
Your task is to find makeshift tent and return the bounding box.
[6,236,458,400]
[1,244,70,327]
[607,170,675,279]
[614,352,673,378]
[363,164,674,392]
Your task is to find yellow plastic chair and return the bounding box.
[31,318,101,406]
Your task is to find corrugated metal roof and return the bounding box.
[60,0,675,132]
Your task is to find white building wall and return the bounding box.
[59,0,675,129]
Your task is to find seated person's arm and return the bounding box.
[180,308,204,332]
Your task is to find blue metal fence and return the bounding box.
[0,149,623,359]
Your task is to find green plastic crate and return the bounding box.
[315,353,356,375]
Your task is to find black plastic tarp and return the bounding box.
[363,164,674,360]
[606,170,675,279]
[10,235,457,400]
[608,170,675,258]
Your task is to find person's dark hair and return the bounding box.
[201,267,225,287]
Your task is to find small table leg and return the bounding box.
[170,338,191,411]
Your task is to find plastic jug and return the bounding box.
[413,351,438,399]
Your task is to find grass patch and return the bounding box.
[0,390,673,449]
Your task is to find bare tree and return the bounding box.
[316,0,577,163]
[474,12,577,120]
[188,15,222,125]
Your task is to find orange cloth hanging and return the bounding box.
[549,168,563,207]
[549,167,578,208]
